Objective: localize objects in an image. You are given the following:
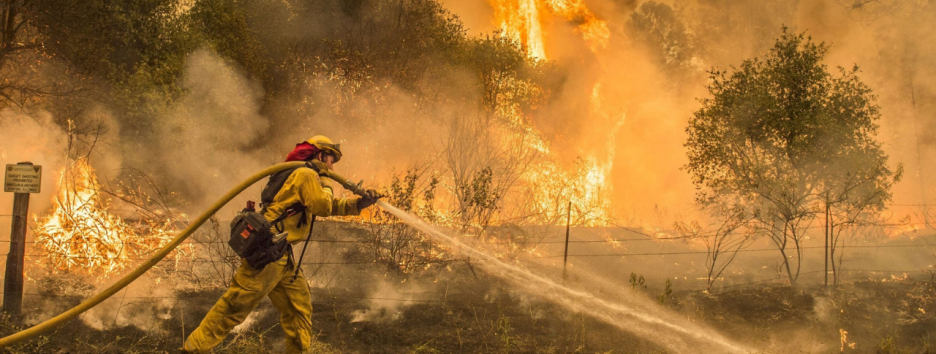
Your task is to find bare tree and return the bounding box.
[676,205,751,290]
[824,176,900,285]
[444,111,538,236]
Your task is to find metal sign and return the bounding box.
[4,164,42,193]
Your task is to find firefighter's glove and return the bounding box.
[356,189,384,210]
[305,160,329,176]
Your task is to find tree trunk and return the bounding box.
[830,222,837,286]
[780,223,795,286]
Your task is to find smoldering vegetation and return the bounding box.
[1,0,936,353]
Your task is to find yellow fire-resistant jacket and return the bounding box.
[262,167,360,243]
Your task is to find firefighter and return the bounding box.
[182,135,382,354]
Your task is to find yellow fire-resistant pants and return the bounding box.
[183,255,313,353]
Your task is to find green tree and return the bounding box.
[627,1,698,84]
[0,0,83,109]
[684,28,900,286]
[186,0,270,84]
[32,0,196,134]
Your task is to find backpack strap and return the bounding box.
[270,203,306,233]
[260,162,326,211]
[290,214,316,283]
[260,163,325,233]
[260,167,301,210]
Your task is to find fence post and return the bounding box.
[4,162,37,314]
[563,201,571,282]
[824,202,829,288]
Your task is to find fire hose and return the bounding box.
[0,161,367,348]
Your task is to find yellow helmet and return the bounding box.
[306,135,342,162]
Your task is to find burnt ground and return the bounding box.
[677,281,936,353]
[1,223,935,354]
[1,264,935,354]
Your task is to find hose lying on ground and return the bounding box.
[0,161,314,348]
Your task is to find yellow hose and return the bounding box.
[0,161,308,348]
[322,170,366,196]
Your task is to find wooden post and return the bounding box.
[824,202,829,288]
[830,215,835,286]
[4,163,33,314]
[562,201,571,282]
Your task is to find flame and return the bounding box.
[485,1,617,224]
[886,223,924,238]
[33,158,185,278]
[488,0,609,59]
[508,86,617,226]
[490,0,546,58]
[342,0,617,231]
[518,133,611,226]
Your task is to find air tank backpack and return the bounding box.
[228,201,293,269]
[228,165,316,270]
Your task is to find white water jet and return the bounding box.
[377,200,758,354]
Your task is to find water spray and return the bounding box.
[376,201,757,354]
[0,163,755,353]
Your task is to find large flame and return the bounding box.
[488,0,609,59]
[485,0,616,226]
[33,158,185,278]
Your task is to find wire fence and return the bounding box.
[0,242,933,260]
[3,267,927,301]
[14,291,445,304]
[1,208,935,304]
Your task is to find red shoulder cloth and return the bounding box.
[285,142,320,162]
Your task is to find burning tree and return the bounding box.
[684,28,900,286]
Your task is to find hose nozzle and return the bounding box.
[304,160,367,197]
[322,169,367,197]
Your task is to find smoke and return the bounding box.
[88,47,283,218]
[424,0,936,227]
[232,307,270,333]
[14,0,933,234]
[0,109,69,215]
[8,0,936,346]
[146,48,271,213]
[279,81,451,186]
[350,278,433,323]
[79,274,176,331]
[18,273,176,332]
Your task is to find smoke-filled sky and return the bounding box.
[2,2,935,349]
[437,0,936,225]
[3,0,935,229]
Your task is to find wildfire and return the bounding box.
[523,154,611,226]
[33,158,185,278]
[485,0,618,226]
[488,0,609,59]
[887,223,924,238]
[501,108,611,225]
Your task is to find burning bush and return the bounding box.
[33,158,188,278]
